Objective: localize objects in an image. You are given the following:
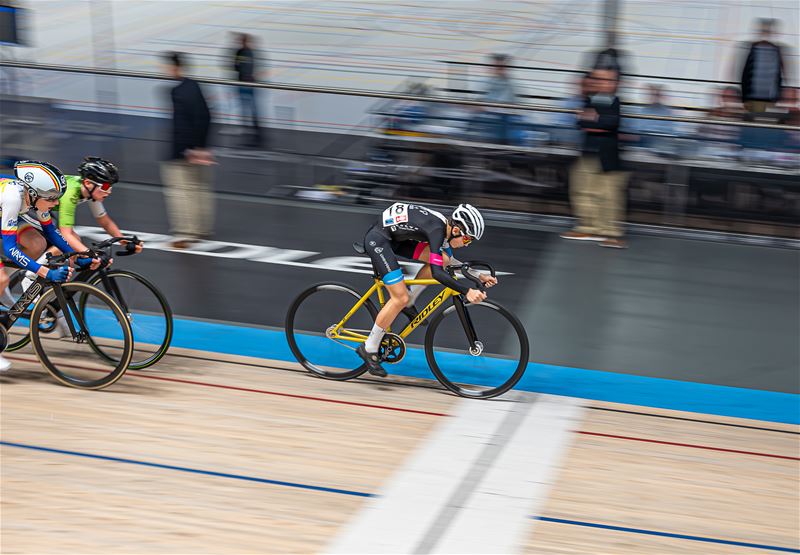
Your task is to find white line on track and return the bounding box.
[326,392,585,554]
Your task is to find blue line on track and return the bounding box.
[533,517,800,553]
[0,441,374,498]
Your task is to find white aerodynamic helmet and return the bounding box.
[451,203,485,240]
[14,160,67,202]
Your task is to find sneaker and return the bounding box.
[170,239,197,249]
[0,354,10,372]
[598,238,628,249]
[560,230,604,241]
[356,344,387,378]
[401,305,427,327]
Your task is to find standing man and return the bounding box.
[561,68,629,249]
[160,51,214,249]
[232,33,264,147]
[739,18,788,114]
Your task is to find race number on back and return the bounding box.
[382,203,409,227]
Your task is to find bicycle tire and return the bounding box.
[286,282,379,380]
[30,282,134,390]
[424,299,529,399]
[80,269,173,370]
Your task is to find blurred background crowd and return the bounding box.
[0,0,798,241]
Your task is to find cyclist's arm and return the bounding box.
[39,212,74,255]
[0,194,47,277]
[58,226,90,252]
[425,230,470,295]
[96,213,122,239]
[55,184,88,252]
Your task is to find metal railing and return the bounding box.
[1,60,798,131]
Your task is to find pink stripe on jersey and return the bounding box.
[429,253,443,266]
[413,242,429,260]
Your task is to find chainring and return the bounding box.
[379,332,406,364]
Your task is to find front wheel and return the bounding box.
[286,282,379,380]
[425,299,529,399]
[30,282,134,390]
[81,270,173,370]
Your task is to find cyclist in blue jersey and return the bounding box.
[359,203,496,377]
[0,161,96,369]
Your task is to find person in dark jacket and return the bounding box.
[159,51,215,249]
[232,33,264,147]
[740,18,787,114]
[561,68,629,249]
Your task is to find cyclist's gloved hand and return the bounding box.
[74,256,94,269]
[46,266,71,282]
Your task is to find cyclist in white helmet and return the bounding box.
[359,202,497,377]
[0,161,96,370]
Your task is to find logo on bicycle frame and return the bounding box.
[10,282,43,317]
[408,289,448,330]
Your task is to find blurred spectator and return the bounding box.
[476,53,520,145]
[629,84,676,151]
[591,46,625,75]
[561,68,629,249]
[707,86,745,120]
[231,32,265,147]
[697,86,743,156]
[739,18,788,114]
[550,73,588,146]
[159,52,215,249]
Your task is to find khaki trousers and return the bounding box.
[160,160,215,239]
[744,100,775,114]
[569,156,628,238]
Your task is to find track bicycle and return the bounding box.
[0,251,134,389]
[4,235,173,370]
[285,244,529,399]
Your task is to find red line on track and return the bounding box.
[6,355,449,417]
[577,431,799,461]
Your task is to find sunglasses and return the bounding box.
[89,180,113,192]
[454,230,474,245]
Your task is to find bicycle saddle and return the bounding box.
[352,241,366,255]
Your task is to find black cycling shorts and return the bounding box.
[362,225,419,285]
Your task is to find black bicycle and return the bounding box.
[4,236,173,370]
[0,251,134,389]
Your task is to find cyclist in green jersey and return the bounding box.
[53,157,143,255]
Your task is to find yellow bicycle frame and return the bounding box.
[328,278,458,343]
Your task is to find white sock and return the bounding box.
[364,323,385,353]
[407,284,427,307]
[21,272,35,293]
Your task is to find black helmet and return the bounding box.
[79,156,119,185]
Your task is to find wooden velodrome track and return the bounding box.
[1,345,798,554]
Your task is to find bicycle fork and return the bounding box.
[100,273,131,320]
[52,285,89,342]
[452,296,483,356]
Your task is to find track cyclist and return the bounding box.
[359,202,497,377]
[52,156,142,256]
[0,161,94,369]
[23,157,142,287]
